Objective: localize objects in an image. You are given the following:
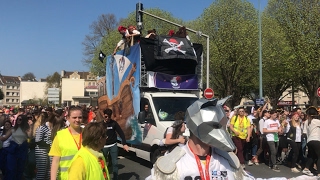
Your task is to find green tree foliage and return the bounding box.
[193,0,259,106]
[46,72,61,88]
[266,0,320,106]
[22,72,36,81]
[89,8,185,76]
[260,13,294,107]
[0,88,4,100]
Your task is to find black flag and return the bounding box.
[99,50,106,63]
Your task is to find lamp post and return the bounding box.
[258,0,263,99]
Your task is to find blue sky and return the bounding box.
[0,0,267,79]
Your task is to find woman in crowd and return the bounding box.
[35,113,54,179]
[302,106,320,176]
[24,112,37,180]
[164,111,187,153]
[0,115,31,180]
[33,111,48,138]
[0,120,13,178]
[49,106,83,180]
[286,112,302,173]
[68,122,110,180]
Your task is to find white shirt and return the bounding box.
[259,118,267,135]
[263,119,280,142]
[305,119,320,143]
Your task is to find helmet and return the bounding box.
[185,97,235,152]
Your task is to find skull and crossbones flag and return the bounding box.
[155,36,197,61]
[140,36,203,75]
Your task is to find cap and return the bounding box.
[185,98,235,152]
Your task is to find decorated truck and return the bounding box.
[97,34,203,163]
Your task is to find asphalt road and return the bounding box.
[116,150,316,180]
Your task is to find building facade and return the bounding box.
[61,70,98,106]
[20,81,47,106]
[0,75,21,107]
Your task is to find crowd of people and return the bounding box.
[0,104,130,180]
[220,102,320,177]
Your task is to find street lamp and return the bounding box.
[258,0,263,99]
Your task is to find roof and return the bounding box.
[0,75,20,84]
[61,70,90,79]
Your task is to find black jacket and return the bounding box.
[103,119,127,145]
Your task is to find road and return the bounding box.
[116,150,313,180]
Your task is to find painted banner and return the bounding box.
[148,71,198,90]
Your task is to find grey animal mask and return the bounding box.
[185,97,235,152]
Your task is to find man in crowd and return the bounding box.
[263,110,284,172]
[102,108,129,180]
[229,106,251,168]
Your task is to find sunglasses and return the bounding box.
[27,116,33,119]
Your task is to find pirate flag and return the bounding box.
[140,36,203,75]
[99,50,106,63]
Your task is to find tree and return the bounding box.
[46,72,61,88]
[260,13,294,108]
[266,0,320,106]
[22,72,36,81]
[82,14,118,70]
[192,0,259,107]
[0,89,4,100]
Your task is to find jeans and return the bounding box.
[267,141,279,167]
[5,141,28,180]
[102,144,118,180]
[232,136,246,164]
[251,144,258,157]
[305,141,320,174]
[287,140,301,168]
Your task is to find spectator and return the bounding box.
[302,106,320,176]
[0,109,7,128]
[229,107,251,168]
[102,108,129,180]
[286,112,302,173]
[163,111,187,153]
[68,122,110,180]
[35,114,54,179]
[263,110,284,172]
[49,106,83,180]
[0,120,13,178]
[0,115,31,180]
[248,107,260,166]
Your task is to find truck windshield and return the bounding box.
[152,97,198,121]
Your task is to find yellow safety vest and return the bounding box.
[231,116,250,139]
[57,128,81,180]
[70,146,110,180]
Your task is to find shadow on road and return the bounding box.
[118,148,153,169]
[118,172,141,180]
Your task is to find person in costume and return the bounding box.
[146,97,254,180]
